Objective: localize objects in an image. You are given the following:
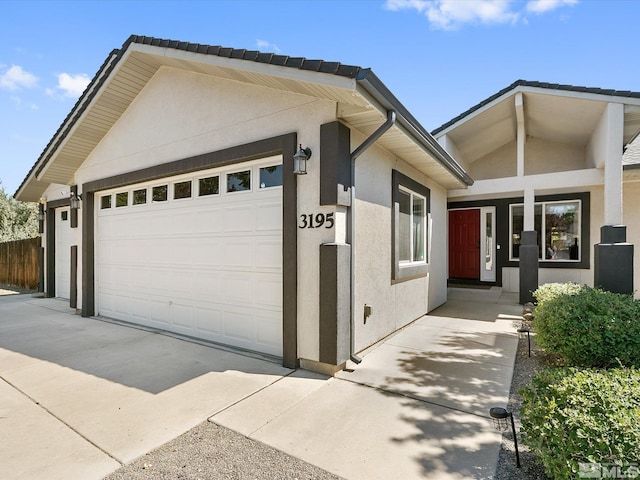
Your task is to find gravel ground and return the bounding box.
[493,315,552,480]
[103,422,343,480]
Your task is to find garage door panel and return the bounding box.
[223,204,255,233]
[97,161,283,357]
[222,241,255,267]
[223,310,254,343]
[196,308,222,335]
[256,202,282,231]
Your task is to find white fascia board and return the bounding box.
[447,168,604,198]
[131,43,358,94]
[516,85,640,106]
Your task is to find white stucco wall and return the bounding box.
[352,133,447,352]
[623,181,640,298]
[469,141,517,180]
[524,137,586,175]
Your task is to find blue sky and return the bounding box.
[1,0,639,197]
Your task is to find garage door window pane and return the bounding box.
[199,176,219,196]
[227,171,250,193]
[116,192,128,208]
[100,195,112,209]
[61,210,68,221]
[133,189,147,205]
[260,165,282,188]
[152,185,168,202]
[174,181,192,200]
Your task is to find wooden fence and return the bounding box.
[0,237,41,290]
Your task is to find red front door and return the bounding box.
[449,209,480,280]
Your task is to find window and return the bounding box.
[100,195,112,209]
[115,192,128,208]
[392,170,430,282]
[510,200,581,262]
[133,189,147,205]
[174,180,192,200]
[199,176,219,196]
[259,165,283,188]
[152,185,168,202]
[398,188,426,263]
[61,210,68,221]
[227,170,250,192]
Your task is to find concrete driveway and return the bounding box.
[0,287,522,480]
[0,294,291,480]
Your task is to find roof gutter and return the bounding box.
[347,110,396,365]
[355,69,473,187]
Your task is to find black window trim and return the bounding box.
[392,169,430,283]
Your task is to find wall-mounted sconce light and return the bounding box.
[489,407,521,468]
[37,207,46,222]
[293,144,312,175]
[70,192,82,210]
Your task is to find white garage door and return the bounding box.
[55,207,73,299]
[96,157,283,356]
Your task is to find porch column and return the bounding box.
[517,93,538,304]
[519,186,538,304]
[594,103,633,293]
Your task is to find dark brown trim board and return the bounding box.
[82,133,299,368]
[70,245,78,309]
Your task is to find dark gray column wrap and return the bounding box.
[320,121,352,207]
[38,247,45,293]
[319,243,351,365]
[70,245,78,309]
[519,230,539,305]
[594,225,634,294]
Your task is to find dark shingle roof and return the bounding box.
[432,79,640,136]
[125,35,365,78]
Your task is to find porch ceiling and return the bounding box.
[441,86,640,167]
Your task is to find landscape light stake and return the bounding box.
[517,328,531,357]
[489,407,521,468]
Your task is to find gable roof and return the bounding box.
[15,35,472,202]
[432,79,640,137]
[431,79,640,167]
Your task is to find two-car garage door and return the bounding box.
[95,157,283,357]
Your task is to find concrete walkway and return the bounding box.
[0,288,521,480]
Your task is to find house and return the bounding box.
[433,80,640,302]
[14,35,473,373]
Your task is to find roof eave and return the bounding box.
[356,70,473,187]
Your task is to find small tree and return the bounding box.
[0,181,39,242]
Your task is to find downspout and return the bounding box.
[348,110,396,364]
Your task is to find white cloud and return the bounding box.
[256,39,281,53]
[385,0,578,29]
[55,72,90,98]
[0,65,38,90]
[526,0,577,14]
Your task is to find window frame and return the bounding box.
[510,199,582,263]
[392,170,430,283]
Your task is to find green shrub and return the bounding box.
[533,285,640,367]
[533,282,584,307]
[520,367,640,480]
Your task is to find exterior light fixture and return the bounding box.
[70,192,82,210]
[517,327,531,357]
[293,144,312,175]
[489,407,521,468]
[37,206,46,222]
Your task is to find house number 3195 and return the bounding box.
[299,213,335,229]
